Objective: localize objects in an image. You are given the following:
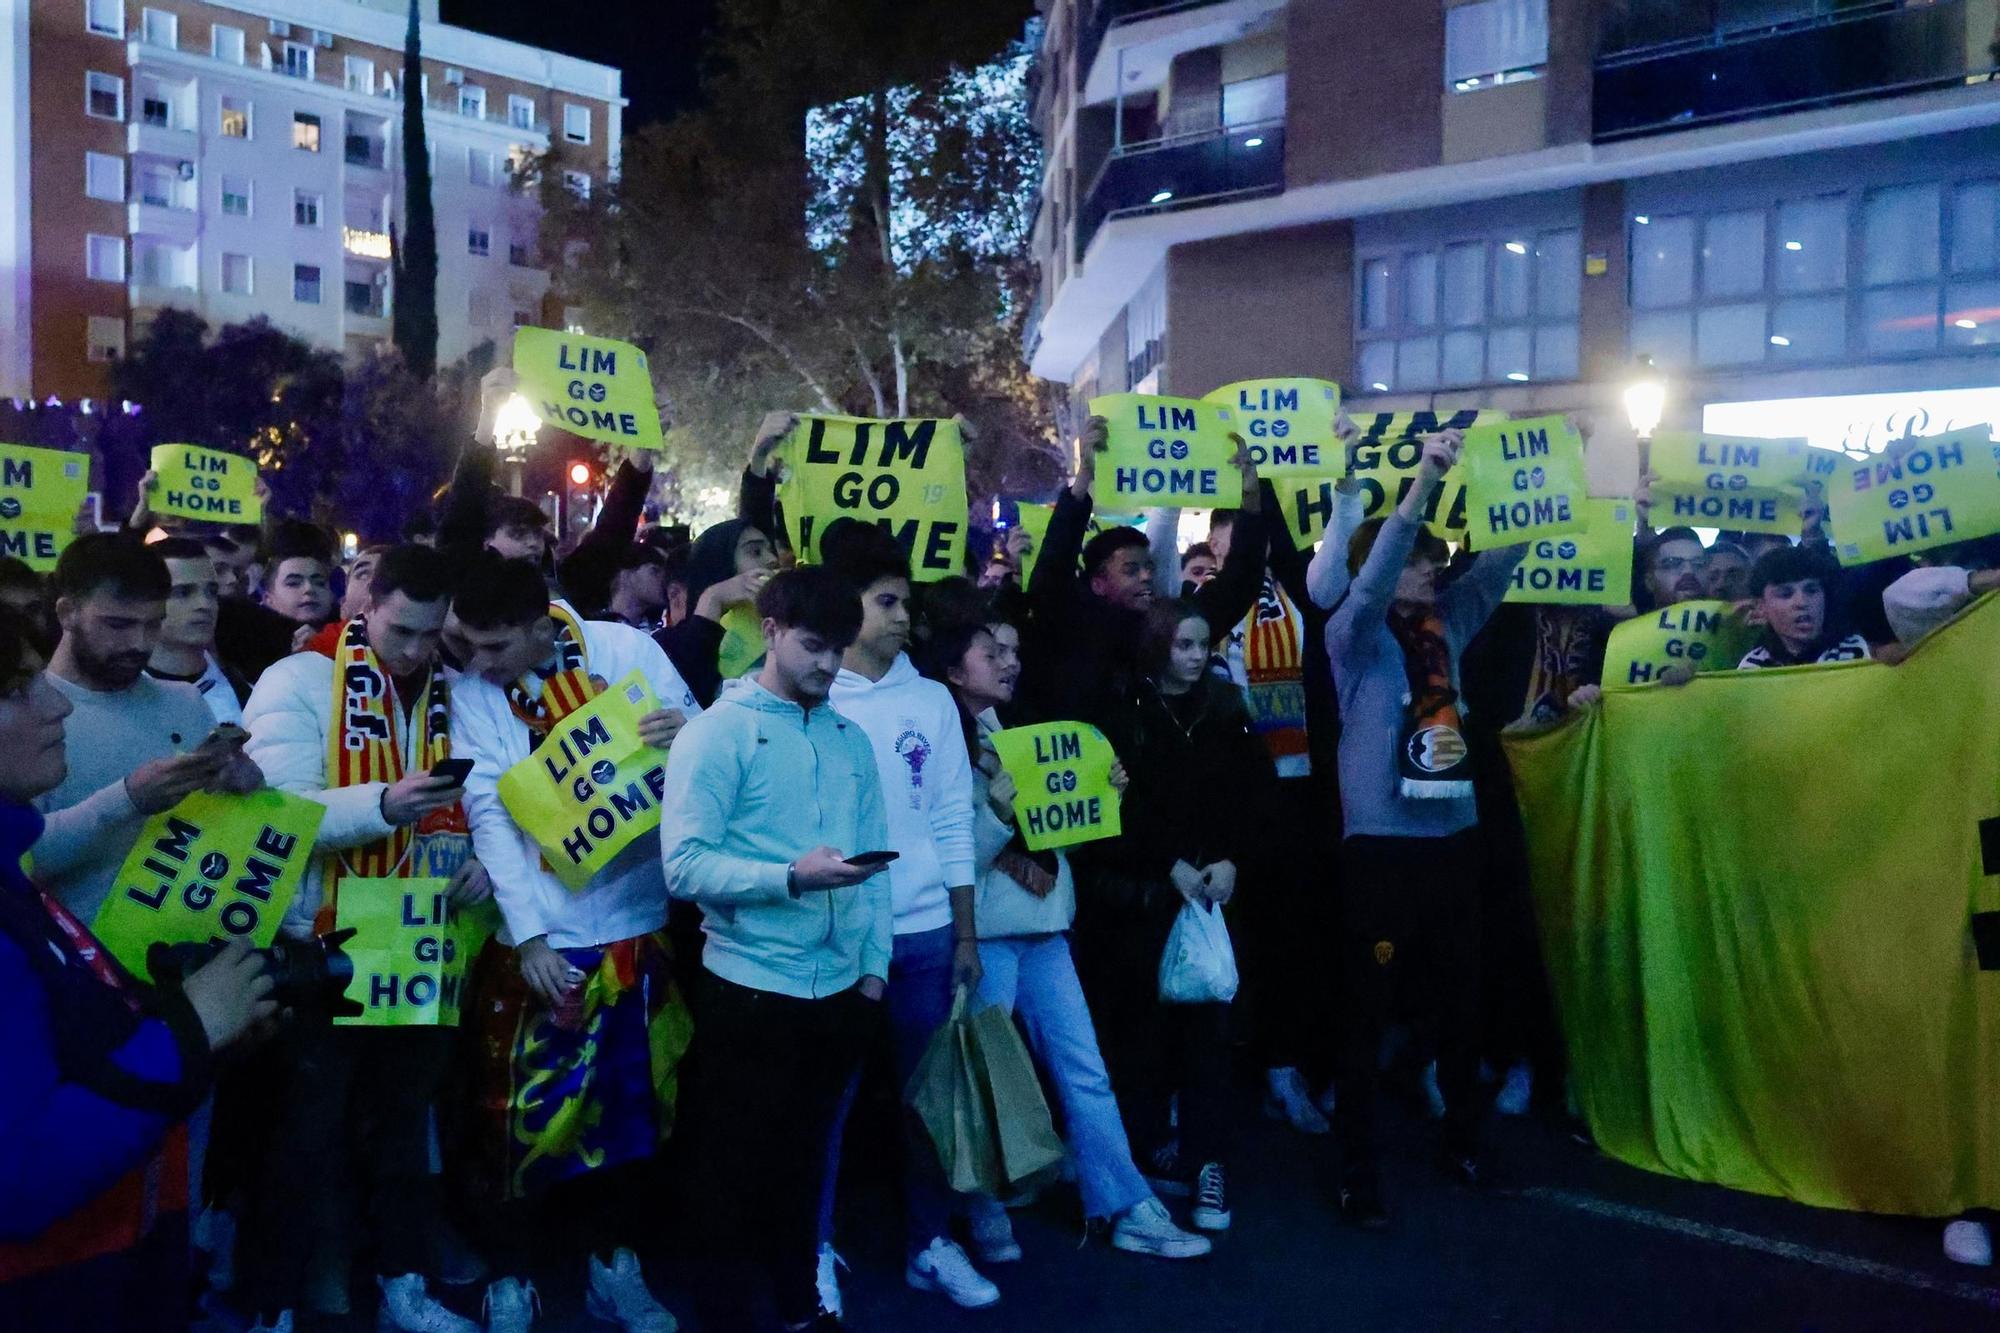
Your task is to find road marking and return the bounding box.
[1520,1186,2000,1310]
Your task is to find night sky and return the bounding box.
[440,0,717,126]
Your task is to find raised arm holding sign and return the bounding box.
[1459,415,1588,548]
[1088,393,1243,509]
[776,414,968,582]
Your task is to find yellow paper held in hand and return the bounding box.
[149,444,263,524]
[988,722,1122,853]
[496,670,669,891]
[778,415,967,583]
[335,880,498,1027]
[1345,411,1504,542]
[0,442,90,571]
[1827,427,2000,567]
[1089,393,1242,509]
[1648,431,1808,536]
[1459,415,1588,548]
[1601,600,1757,689]
[1203,379,1341,478]
[93,788,326,977]
[1505,498,1636,606]
[513,327,664,448]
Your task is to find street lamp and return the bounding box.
[1623,356,1667,442]
[491,393,542,497]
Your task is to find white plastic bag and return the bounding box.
[1158,901,1239,1004]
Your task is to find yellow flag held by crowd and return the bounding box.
[779,415,968,582]
[0,442,89,571]
[336,879,498,1027]
[1089,393,1242,510]
[1504,594,2000,1216]
[1600,600,1757,688]
[1459,416,1588,548]
[149,444,263,524]
[512,328,664,448]
[496,671,669,891]
[1505,499,1635,606]
[92,788,326,977]
[988,722,1122,853]
[1827,427,2000,566]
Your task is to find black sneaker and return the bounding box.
[1337,1171,1389,1229]
[1144,1144,1192,1199]
[1191,1161,1231,1232]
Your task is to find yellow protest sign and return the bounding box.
[1089,393,1242,509]
[1652,478,1801,535]
[1204,379,1341,478]
[1827,428,2000,567]
[513,328,664,448]
[1505,498,1635,605]
[1460,415,1588,548]
[1649,431,1807,536]
[988,722,1122,853]
[0,443,89,571]
[149,444,263,524]
[1346,410,1502,541]
[496,671,670,891]
[92,788,325,977]
[779,415,967,582]
[335,879,497,1027]
[1601,600,1757,689]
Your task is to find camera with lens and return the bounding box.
[147,927,363,1020]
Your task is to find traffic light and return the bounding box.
[568,460,593,487]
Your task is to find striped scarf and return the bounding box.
[504,604,604,742]
[1386,606,1473,799]
[1240,575,1309,772]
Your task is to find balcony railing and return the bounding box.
[1076,119,1283,257]
[1077,0,1235,100]
[1595,0,1995,141]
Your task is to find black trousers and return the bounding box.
[238,1024,449,1316]
[686,972,871,1329]
[1334,830,1486,1170]
[1240,775,1340,1075]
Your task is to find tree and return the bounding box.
[393,0,439,380]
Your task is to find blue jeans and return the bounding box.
[819,924,959,1257]
[970,933,1151,1221]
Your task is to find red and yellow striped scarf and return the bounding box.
[504,604,604,738]
[1242,576,1309,767]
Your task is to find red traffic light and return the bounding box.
[568,461,592,486]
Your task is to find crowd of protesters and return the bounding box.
[5,369,1998,1333]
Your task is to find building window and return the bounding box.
[1125,265,1165,389]
[468,227,491,257]
[220,95,251,138]
[1355,227,1581,391]
[459,86,486,120]
[86,0,122,37]
[212,24,245,64]
[84,152,124,202]
[294,189,322,227]
[86,233,125,282]
[345,279,379,315]
[563,169,591,199]
[294,264,322,303]
[510,235,533,267]
[563,103,591,145]
[345,57,375,93]
[87,316,125,363]
[1221,73,1285,129]
[512,307,535,330]
[85,72,123,121]
[141,93,170,128]
[1445,0,1547,92]
[140,8,176,48]
[135,161,175,207]
[221,175,251,216]
[1861,184,1941,354]
[468,148,497,187]
[283,42,314,81]
[221,253,252,294]
[508,94,536,130]
[293,112,321,152]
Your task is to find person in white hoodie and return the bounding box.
[448,554,700,1333]
[814,520,993,1313]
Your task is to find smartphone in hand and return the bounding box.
[429,757,476,787]
[844,850,900,869]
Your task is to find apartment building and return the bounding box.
[1025,0,2000,467]
[0,0,622,402]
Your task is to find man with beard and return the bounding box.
[1640,526,1711,611]
[33,536,261,925]
[144,537,249,725]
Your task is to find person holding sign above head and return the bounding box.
[814,520,994,1313]
[921,605,1214,1265]
[1736,545,1874,670]
[658,567,892,1333]
[447,554,698,1333]
[144,537,250,727]
[235,545,490,1333]
[1324,429,1527,1225]
[0,606,282,1333]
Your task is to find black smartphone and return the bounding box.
[844,850,900,868]
[429,757,476,786]
[193,722,249,760]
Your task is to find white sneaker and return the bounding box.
[969,1207,1023,1264]
[1191,1161,1231,1233]
[905,1237,1000,1309]
[1263,1067,1330,1135]
[1110,1198,1212,1259]
[586,1249,678,1332]
[816,1244,847,1320]
[1496,1062,1533,1117]
[483,1277,540,1333]
[247,1314,294,1333]
[1945,1219,1993,1267]
[377,1273,481,1333]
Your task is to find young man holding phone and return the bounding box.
[661,566,893,1333]
[239,544,490,1333]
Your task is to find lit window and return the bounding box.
[563,103,591,145]
[86,234,125,282]
[85,72,123,121]
[293,112,322,152]
[294,264,322,304]
[1445,0,1548,91]
[220,95,251,138]
[84,152,124,202]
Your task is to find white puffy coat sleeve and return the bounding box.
[242,653,396,852]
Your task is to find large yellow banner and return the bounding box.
[1345,411,1504,542]
[779,415,968,582]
